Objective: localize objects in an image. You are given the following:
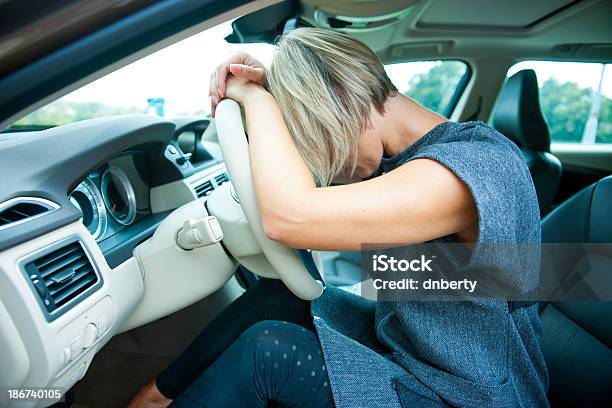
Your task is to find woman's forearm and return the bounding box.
[242,90,317,239]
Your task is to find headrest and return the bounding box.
[491,69,551,152]
[589,175,612,243]
[542,175,612,244]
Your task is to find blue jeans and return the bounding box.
[156,278,334,407]
[170,320,333,407]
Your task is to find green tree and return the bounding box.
[403,61,466,116]
[535,77,611,144]
[404,63,611,144]
[13,100,143,128]
[597,96,611,143]
[538,78,592,143]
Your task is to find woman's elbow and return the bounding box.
[260,210,303,246]
[261,215,285,242]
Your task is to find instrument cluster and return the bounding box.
[69,151,151,242]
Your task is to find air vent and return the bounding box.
[214,172,230,187]
[192,170,230,198]
[194,180,214,198]
[0,197,59,229]
[22,239,101,321]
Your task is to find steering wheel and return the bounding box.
[214,99,325,301]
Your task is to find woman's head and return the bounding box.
[267,27,397,186]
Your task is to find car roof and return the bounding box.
[298,0,612,63]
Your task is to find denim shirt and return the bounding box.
[311,121,549,408]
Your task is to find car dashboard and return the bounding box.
[0,115,235,407]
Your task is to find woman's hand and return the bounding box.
[223,74,267,108]
[209,52,266,116]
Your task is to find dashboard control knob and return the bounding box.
[175,153,192,165]
[81,323,98,349]
[61,347,71,365]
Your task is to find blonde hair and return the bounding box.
[266,28,397,186]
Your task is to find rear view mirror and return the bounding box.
[225,0,297,44]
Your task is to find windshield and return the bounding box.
[9,21,275,129]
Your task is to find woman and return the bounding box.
[129,28,548,407]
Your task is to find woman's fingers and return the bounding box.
[229,64,266,84]
[210,65,227,116]
[209,52,266,116]
[214,64,228,98]
[210,70,219,117]
[209,70,217,116]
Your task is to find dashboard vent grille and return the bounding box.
[194,180,215,198]
[192,170,230,198]
[23,240,101,320]
[0,198,59,229]
[214,172,230,187]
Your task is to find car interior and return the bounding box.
[0,0,610,407]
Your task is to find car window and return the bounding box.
[385,60,470,118]
[10,20,274,129]
[12,28,472,129]
[507,61,611,144]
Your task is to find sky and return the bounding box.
[58,20,611,118]
[64,21,273,117]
